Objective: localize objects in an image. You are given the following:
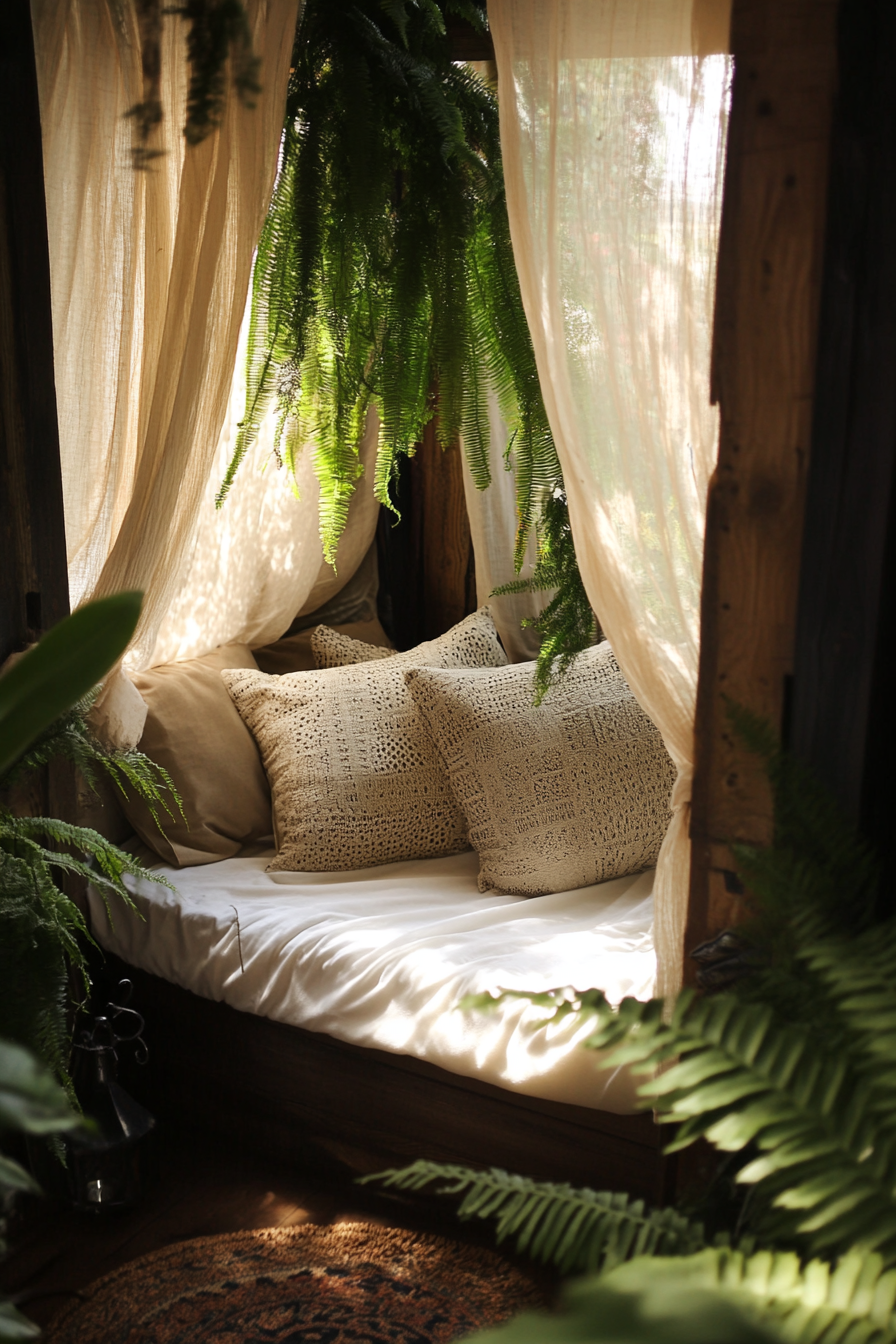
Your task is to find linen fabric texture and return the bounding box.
[254,618,394,675]
[222,609,508,872]
[122,620,396,865]
[311,626,396,670]
[489,0,731,990]
[406,644,676,897]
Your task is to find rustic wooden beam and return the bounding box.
[0,0,68,666]
[687,0,838,960]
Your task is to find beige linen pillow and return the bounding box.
[406,643,676,896]
[311,625,396,669]
[124,645,273,866]
[252,618,394,674]
[222,608,507,872]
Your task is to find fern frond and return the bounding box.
[467,982,896,1266]
[363,1160,706,1274]
[217,0,586,693]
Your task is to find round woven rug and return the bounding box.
[46,1221,546,1344]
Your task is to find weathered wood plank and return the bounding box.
[688,0,838,955]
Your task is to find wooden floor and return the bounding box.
[1,1123,555,1332]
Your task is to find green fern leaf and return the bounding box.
[362,1160,706,1275]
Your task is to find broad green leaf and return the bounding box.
[0,1039,82,1135]
[0,592,142,778]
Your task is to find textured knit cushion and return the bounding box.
[123,645,272,866]
[312,625,396,669]
[222,609,508,872]
[252,618,394,675]
[406,643,676,896]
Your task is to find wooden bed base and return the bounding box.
[112,959,674,1205]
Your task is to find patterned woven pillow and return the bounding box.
[405,643,676,896]
[222,608,507,872]
[311,625,395,669]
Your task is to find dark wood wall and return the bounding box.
[790,0,896,892]
[377,421,476,650]
[0,0,68,666]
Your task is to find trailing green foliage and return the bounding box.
[218,0,581,681]
[365,1161,706,1275]
[494,488,598,702]
[0,1039,85,1341]
[0,599,180,1090]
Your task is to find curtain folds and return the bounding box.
[461,391,543,664]
[490,0,731,996]
[31,0,306,677]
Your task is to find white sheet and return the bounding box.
[88,850,655,1112]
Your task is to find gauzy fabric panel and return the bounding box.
[87,850,656,1113]
[32,0,301,670]
[407,646,676,896]
[460,390,544,663]
[489,0,731,996]
[223,609,508,872]
[150,356,382,667]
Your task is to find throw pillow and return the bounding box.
[123,644,273,866]
[405,643,676,896]
[222,608,507,872]
[253,618,394,675]
[311,625,396,669]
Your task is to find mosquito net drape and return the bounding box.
[30,0,345,709]
[489,0,731,996]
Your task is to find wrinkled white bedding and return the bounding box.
[88,850,655,1112]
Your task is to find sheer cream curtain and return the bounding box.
[31,0,314,737]
[489,0,731,997]
[461,391,542,663]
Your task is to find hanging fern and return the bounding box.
[217,0,583,683]
[494,488,598,703]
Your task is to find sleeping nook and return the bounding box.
[1,0,895,1338]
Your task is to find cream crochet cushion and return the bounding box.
[405,643,676,896]
[311,625,395,669]
[222,608,507,872]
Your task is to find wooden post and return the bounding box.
[0,0,69,665]
[376,420,476,651]
[687,0,838,961]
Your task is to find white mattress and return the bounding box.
[88,849,655,1113]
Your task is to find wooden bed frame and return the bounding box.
[111,957,675,1206]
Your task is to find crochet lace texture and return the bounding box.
[223,609,507,872]
[406,643,676,897]
[311,626,395,669]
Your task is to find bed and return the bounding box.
[90,610,676,1202]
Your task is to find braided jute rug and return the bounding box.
[45,1221,546,1344]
